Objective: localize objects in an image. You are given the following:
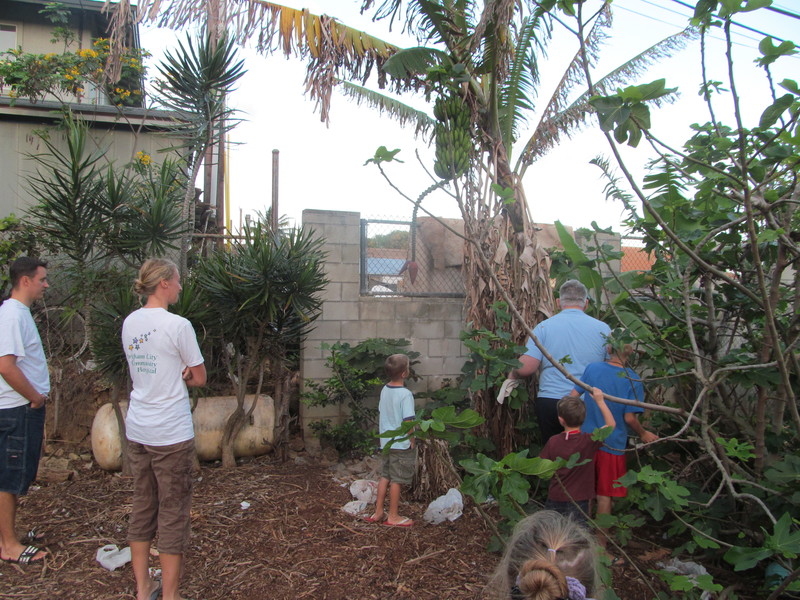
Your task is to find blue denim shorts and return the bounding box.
[0,404,46,496]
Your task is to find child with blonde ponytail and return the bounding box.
[488,510,600,600]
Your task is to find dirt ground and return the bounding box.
[1,448,701,600]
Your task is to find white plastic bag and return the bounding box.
[349,479,378,503]
[424,488,463,524]
[96,544,132,571]
[341,500,369,517]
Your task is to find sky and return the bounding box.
[139,0,799,234]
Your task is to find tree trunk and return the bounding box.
[409,439,462,502]
[461,177,554,453]
[179,158,202,276]
[109,382,130,476]
[271,357,291,462]
[220,403,245,469]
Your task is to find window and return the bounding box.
[0,24,16,53]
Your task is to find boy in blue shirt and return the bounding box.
[366,354,416,527]
[570,336,658,547]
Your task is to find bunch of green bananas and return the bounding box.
[433,95,472,180]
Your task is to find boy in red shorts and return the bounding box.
[571,335,658,548]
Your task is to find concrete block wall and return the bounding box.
[297,210,623,442]
[299,209,467,439]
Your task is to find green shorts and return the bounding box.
[380,447,417,485]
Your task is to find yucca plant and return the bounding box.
[27,115,189,277]
[101,157,188,266]
[27,114,107,268]
[197,218,328,466]
[152,31,246,275]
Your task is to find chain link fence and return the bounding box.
[620,236,655,272]
[360,217,465,298]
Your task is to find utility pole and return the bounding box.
[205,0,226,247]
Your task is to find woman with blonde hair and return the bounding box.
[488,511,600,600]
[122,258,206,600]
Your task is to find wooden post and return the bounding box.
[216,127,226,248]
[271,149,279,232]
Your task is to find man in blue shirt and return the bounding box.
[509,280,610,443]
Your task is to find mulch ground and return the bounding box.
[2,452,717,600]
[3,455,497,599]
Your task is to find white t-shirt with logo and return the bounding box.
[0,299,50,409]
[122,307,204,446]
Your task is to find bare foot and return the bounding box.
[137,577,161,600]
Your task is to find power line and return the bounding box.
[667,0,790,42]
[766,5,800,21]
[615,1,787,55]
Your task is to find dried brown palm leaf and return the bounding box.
[409,439,462,502]
[104,0,400,124]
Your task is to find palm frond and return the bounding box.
[108,0,402,123]
[590,155,637,214]
[517,22,695,170]
[383,46,449,79]
[497,15,546,155]
[534,3,612,131]
[337,80,435,139]
[589,27,698,98]
[405,0,466,50]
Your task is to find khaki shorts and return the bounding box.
[127,439,195,554]
[380,447,417,485]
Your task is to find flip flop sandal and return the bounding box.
[363,514,385,523]
[22,527,45,544]
[383,518,414,528]
[2,545,45,565]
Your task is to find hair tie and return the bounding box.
[547,548,557,554]
[565,576,592,600]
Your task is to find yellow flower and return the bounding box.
[136,151,152,165]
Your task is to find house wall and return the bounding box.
[0,0,173,219]
[0,118,176,219]
[299,209,467,442]
[1,2,98,54]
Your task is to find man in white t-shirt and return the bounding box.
[0,257,50,565]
